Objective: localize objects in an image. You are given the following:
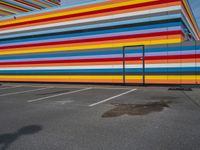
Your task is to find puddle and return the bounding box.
[37,90,70,96]
[102,101,171,118]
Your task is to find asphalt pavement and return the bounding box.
[0,82,199,150]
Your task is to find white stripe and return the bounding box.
[1,63,197,71]
[0,65,123,70]
[28,87,92,103]
[89,89,137,107]
[0,86,22,90]
[126,63,197,68]
[0,6,181,34]
[0,87,51,97]
[145,63,197,68]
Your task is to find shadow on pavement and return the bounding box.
[0,125,42,150]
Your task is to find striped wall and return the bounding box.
[0,0,199,84]
[144,41,199,84]
[0,0,60,17]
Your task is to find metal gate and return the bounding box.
[123,46,145,85]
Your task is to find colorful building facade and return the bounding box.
[0,0,60,17]
[0,0,199,84]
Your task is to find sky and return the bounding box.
[188,0,200,28]
[61,0,200,28]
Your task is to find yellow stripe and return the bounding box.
[0,0,156,26]
[0,75,198,80]
[146,75,196,80]
[125,75,143,80]
[0,38,181,55]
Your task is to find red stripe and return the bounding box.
[0,54,198,66]
[0,31,182,50]
[0,0,179,29]
[0,58,123,66]
[145,54,198,60]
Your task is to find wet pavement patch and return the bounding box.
[102,101,171,118]
[168,87,192,91]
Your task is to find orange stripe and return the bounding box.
[0,78,123,83]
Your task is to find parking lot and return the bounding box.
[0,82,200,150]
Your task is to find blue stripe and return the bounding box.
[0,14,181,40]
[0,67,197,74]
[0,49,122,60]
[145,45,196,53]
[0,22,181,44]
[145,67,196,72]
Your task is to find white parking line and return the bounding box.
[0,87,51,97]
[89,89,137,107]
[0,86,22,90]
[28,87,92,103]
[92,87,132,90]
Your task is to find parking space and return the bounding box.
[0,83,200,150]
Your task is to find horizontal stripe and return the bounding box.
[0,38,182,55]
[0,13,181,40]
[0,63,198,71]
[0,6,182,34]
[0,21,181,45]
[0,19,181,44]
[0,1,180,31]
[1,73,199,76]
[0,31,182,51]
[0,0,178,29]
[0,44,197,61]
[0,75,199,80]
[0,68,197,74]
[0,52,198,66]
[0,0,156,27]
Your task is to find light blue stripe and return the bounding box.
[0,54,122,63]
[0,14,181,40]
[0,26,181,46]
[0,22,181,44]
[0,49,122,60]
